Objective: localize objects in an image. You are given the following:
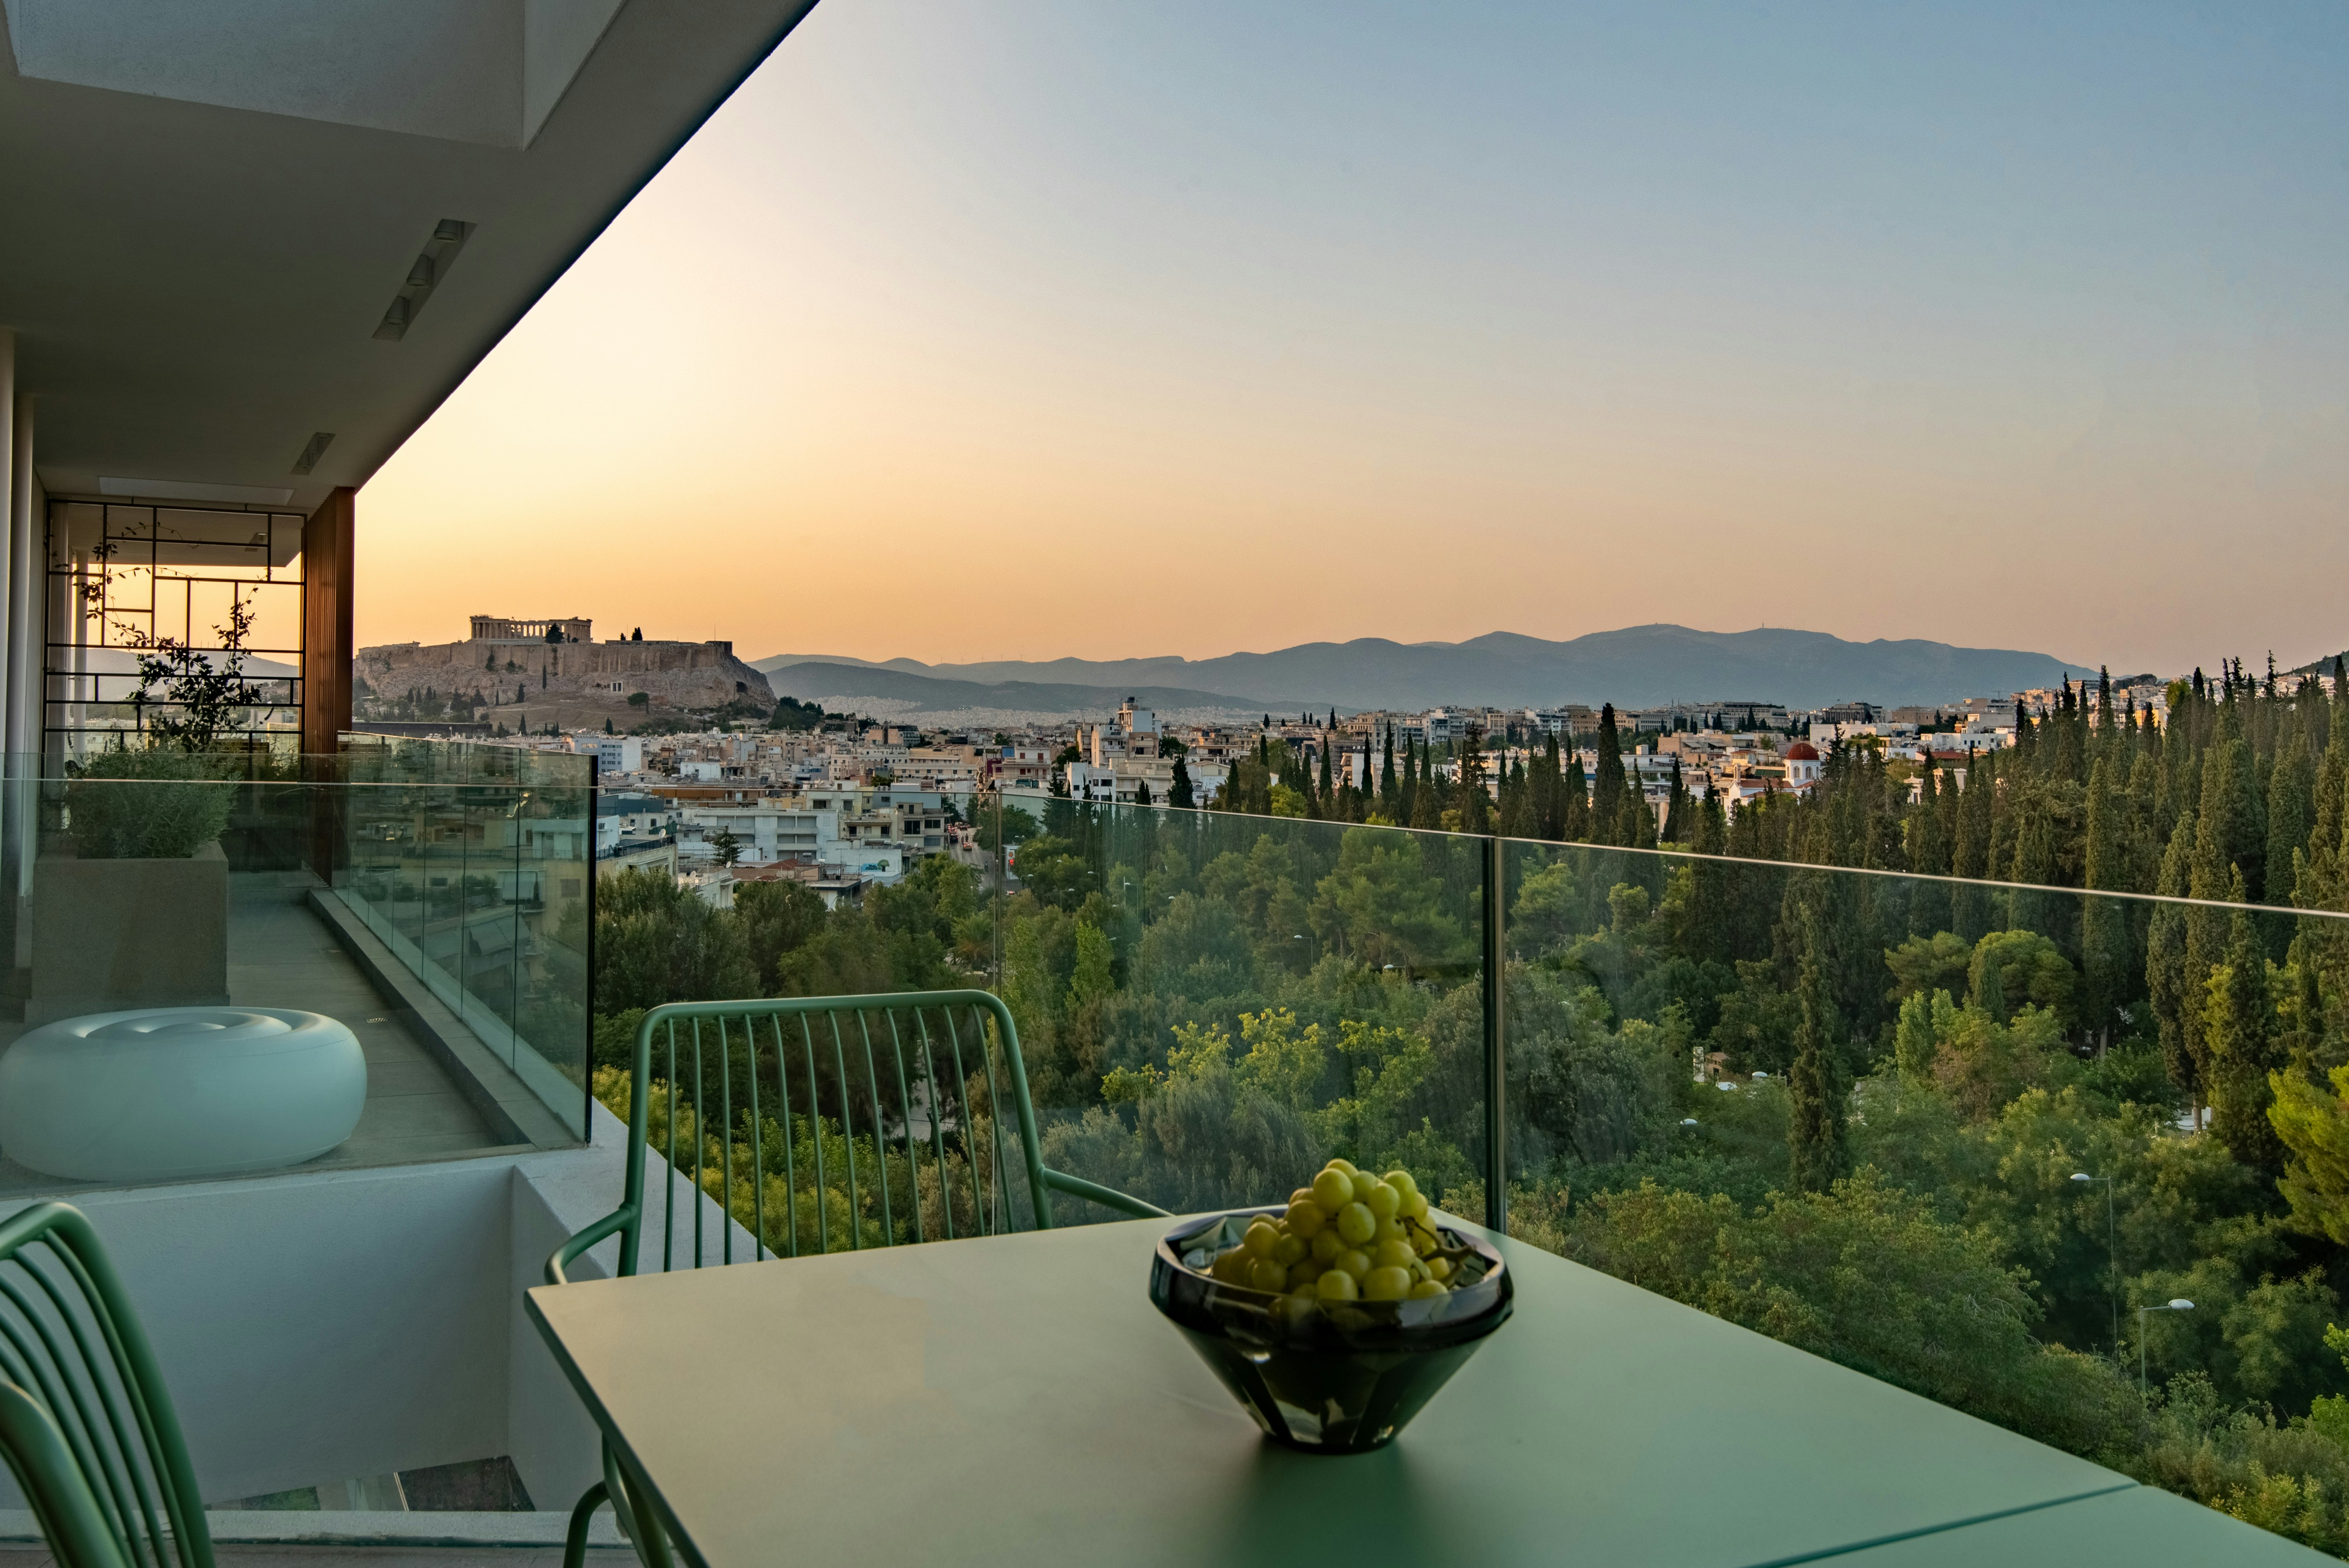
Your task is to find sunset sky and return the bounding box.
[358,1,2349,677]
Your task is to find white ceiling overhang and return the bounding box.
[0,0,818,515]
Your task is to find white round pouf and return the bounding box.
[0,1008,366,1183]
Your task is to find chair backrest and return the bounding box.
[551,990,1162,1284]
[0,1202,210,1568]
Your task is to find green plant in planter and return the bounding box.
[66,750,234,860]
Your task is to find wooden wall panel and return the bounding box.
[300,487,354,756]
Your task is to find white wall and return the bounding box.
[0,1094,755,1515]
[24,1158,518,1503]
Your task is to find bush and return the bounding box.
[66,749,234,859]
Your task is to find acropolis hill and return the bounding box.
[357,618,775,731]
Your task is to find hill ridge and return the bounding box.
[754,623,2084,715]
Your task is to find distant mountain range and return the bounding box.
[753,624,2086,717]
[760,662,1276,720]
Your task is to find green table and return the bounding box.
[525,1217,2319,1567]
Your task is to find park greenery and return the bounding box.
[591,659,2349,1555]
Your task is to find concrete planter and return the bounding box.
[29,838,230,1024]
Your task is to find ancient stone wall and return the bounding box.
[357,638,773,716]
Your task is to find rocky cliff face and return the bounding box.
[358,638,773,726]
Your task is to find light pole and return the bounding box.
[2137,1298,2194,1400]
[2071,1172,2119,1355]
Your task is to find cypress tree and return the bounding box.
[1910,758,1947,875]
[1536,733,1563,838]
[1561,747,1590,843]
[1625,783,1658,848]
[1950,750,1996,942]
[1499,750,1533,838]
[2053,680,2085,783]
[1409,755,1442,829]
[1379,724,1398,814]
[2205,873,2284,1173]
[1591,704,1626,846]
[1787,911,1851,1194]
[1168,757,1195,809]
[1695,792,1727,854]
[2265,730,2315,908]
[1984,770,2022,881]
[1662,757,1689,843]
[2125,744,2163,890]
[1455,726,1493,834]
[2081,756,2133,1043]
[2190,732,2260,913]
[2146,810,2199,1112]
[2302,715,2349,913]
[1934,752,1963,868]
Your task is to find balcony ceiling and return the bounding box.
[0,0,818,515]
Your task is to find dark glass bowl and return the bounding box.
[1148,1206,1513,1454]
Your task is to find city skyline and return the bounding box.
[360,1,2349,676]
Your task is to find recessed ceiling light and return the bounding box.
[374,218,475,342]
[291,432,335,475]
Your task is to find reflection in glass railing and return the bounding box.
[0,744,591,1200]
[335,736,593,1131]
[973,786,2349,1556]
[467,707,2349,1557]
[992,801,1490,1223]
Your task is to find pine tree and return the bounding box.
[1787,911,1852,1194]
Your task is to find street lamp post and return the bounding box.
[2071,1172,2119,1355]
[2137,1298,2195,1400]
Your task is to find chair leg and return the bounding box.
[617,1472,676,1568]
[600,1439,677,1568]
[564,1479,610,1568]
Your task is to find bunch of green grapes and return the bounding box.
[1204,1159,1461,1303]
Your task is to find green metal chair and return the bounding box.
[545,988,1164,1568]
[0,1202,211,1568]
